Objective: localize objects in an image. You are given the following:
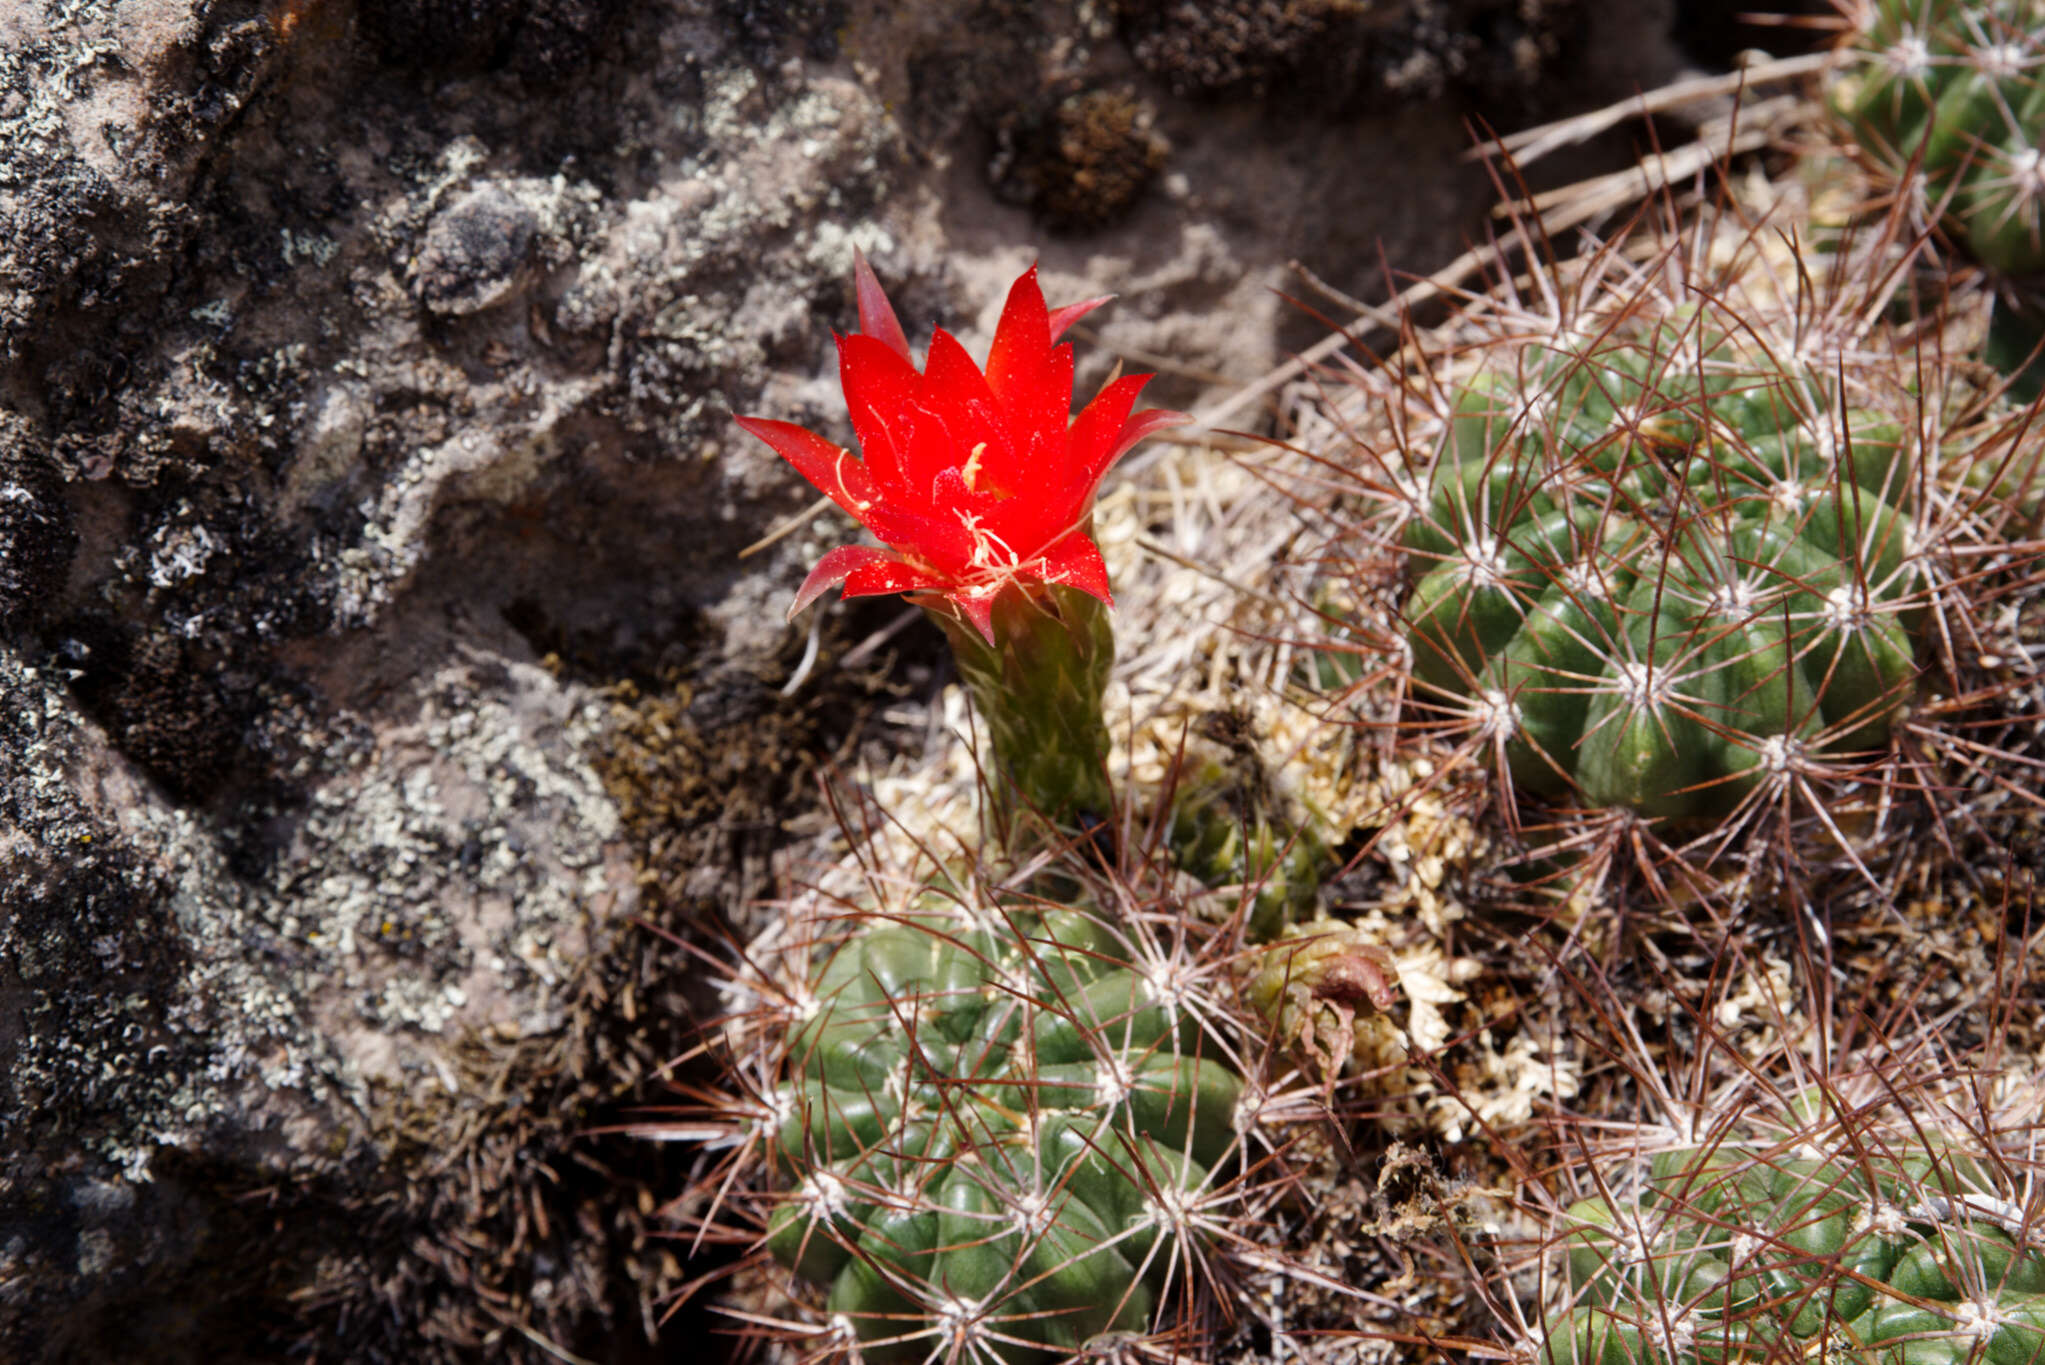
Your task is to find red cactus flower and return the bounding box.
[735,253,1188,642]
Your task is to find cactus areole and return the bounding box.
[1402,316,1920,819]
[766,905,1242,1361]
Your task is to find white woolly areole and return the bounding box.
[1824,582,1875,631]
[802,1169,850,1216]
[2011,146,2045,196]
[934,1295,982,1345]
[1955,1300,2000,1341]
[1146,1181,1192,1230]
[1460,534,1510,587]
[1756,733,1805,775]
[1141,956,1196,1011]
[1705,577,1762,620]
[1613,659,1673,711]
[1883,31,1931,77]
[1010,1190,1055,1240]
[1561,561,1604,599]
[1094,1057,1134,1109]
[1978,41,2028,79]
[1232,1081,1268,1134]
[1475,688,1521,741]
[1653,1309,1699,1356]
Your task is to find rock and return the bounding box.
[0,415,75,629]
[0,632,638,1362]
[1113,0,1589,111]
[410,185,542,316]
[356,0,625,80]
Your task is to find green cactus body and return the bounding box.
[765,903,1243,1361]
[1831,1,2045,275]
[1402,320,1919,819]
[934,584,1116,830]
[941,587,1325,935]
[1542,1132,2045,1365]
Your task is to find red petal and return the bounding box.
[836,333,920,493]
[1035,531,1113,606]
[1051,404,1188,527]
[984,266,1050,407]
[944,585,1001,645]
[1102,405,1190,468]
[862,500,979,574]
[842,555,949,600]
[903,330,1016,496]
[988,340,1075,491]
[1048,295,1111,342]
[734,416,884,530]
[791,545,896,617]
[1064,373,1154,494]
[929,465,1000,520]
[853,247,912,362]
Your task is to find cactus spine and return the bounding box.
[1403,312,1918,820]
[1545,1108,2045,1365]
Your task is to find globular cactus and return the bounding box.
[1829,1,2045,275]
[762,892,1250,1361]
[1403,311,1918,820]
[1543,1107,2045,1365]
[1296,177,2045,907]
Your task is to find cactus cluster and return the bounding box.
[1401,308,1919,820]
[763,890,1249,1361]
[1830,0,2045,275]
[1546,1105,2045,1365]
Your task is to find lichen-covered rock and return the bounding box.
[356,0,624,80]
[0,636,638,1361]
[0,643,333,1359]
[0,1,281,370]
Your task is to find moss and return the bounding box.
[989,86,1170,232]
